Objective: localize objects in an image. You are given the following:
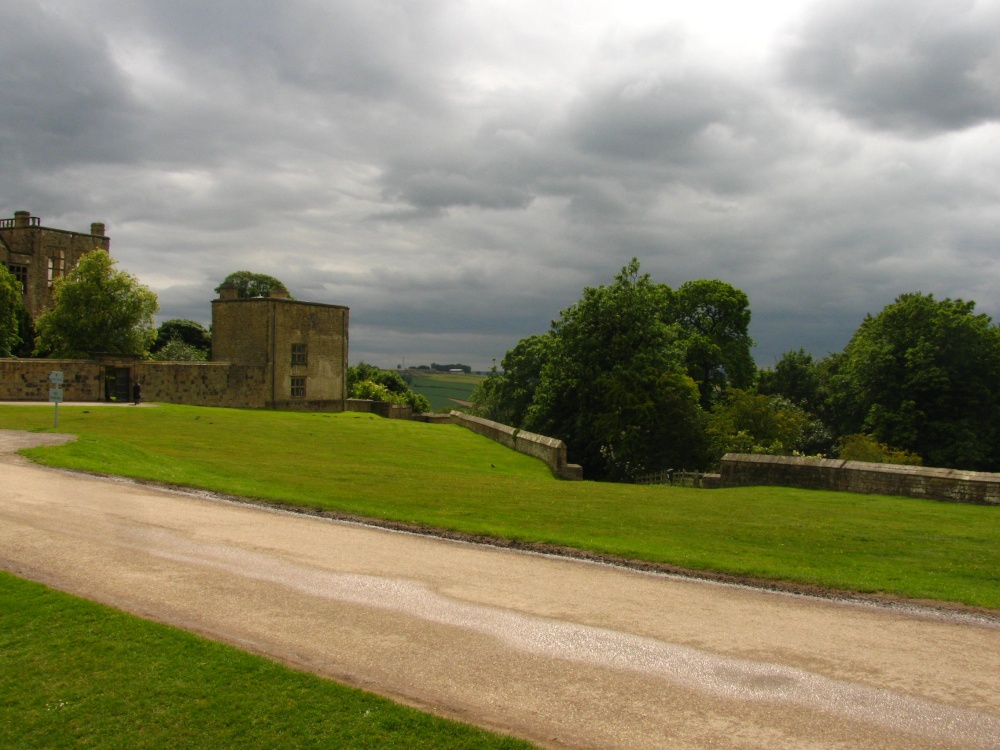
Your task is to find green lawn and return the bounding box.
[0,572,535,750]
[407,371,483,411]
[1,403,999,609]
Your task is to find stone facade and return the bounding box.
[0,210,109,320]
[212,286,349,410]
[719,453,1000,506]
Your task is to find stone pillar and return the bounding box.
[217,282,239,300]
[13,211,30,227]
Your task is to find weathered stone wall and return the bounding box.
[719,453,1000,506]
[211,295,348,411]
[133,362,268,408]
[0,358,269,408]
[345,399,413,419]
[0,359,102,401]
[211,299,272,367]
[271,300,348,410]
[449,411,583,480]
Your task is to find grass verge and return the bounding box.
[0,572,534,750]
[2,403,999,609]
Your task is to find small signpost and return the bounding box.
[48,371,64,427]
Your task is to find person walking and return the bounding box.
[132,381,141,405]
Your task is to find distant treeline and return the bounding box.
[407,363,472,373]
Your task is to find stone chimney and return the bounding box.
[13,210,30,227]
[91,222,106,237]
[269,287,289,299]
[217,282,239,300]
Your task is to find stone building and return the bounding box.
[212,283,349,410]
[0,211,350,411]
[0,210,110,320]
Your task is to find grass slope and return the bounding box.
[1,404,999,609]
[0,572,535,750]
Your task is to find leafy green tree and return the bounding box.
[347,361,431,413]
[215,271,291,299]
[668,279,755,408]
[0,264,24,357]
[34,251,158,358]
[757,348,822,412]
[837,434,922,465]
[152,337,208,361]
[705,390,813,464]
[153,319,211,355]
[470,334,552,426]
[830,293,1000,470]
[526,259,707,481]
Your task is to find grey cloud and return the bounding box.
[782,0,1000,134]
[0,0,141,169]
[571,75,753,162]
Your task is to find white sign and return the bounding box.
[49,388,64,403]
[48,371,64,384]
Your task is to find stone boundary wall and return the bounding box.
[0,359,102,401]
[449,411,583,480]
[719,453,1000,506]
[0,358,269,409]
[133,362,268,409]
[345,399,413,419]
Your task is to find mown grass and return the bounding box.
[0,572,536,750]
[407,371,483,411]
[2,404,999,609]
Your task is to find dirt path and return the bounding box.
[2,431,999,749]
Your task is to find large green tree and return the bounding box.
[830,293,1000,470]
[470,333,552,427]
[215,271,291,299]
[153,319,212,354]
[0,264,24,357]
[525,259,707,480]
[668,279,755,408]
[34,250,159,358]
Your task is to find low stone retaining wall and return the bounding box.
[719,453,1000,506]
[449,411,583,480]
[345,399,413,419]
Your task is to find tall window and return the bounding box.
[291,343,307,366]
[3,263,27,292]
[47,252,64,287]
[291,377,306,399]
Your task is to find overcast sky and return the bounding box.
[3,0,999,370]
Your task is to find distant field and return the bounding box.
[2,403,998,610]
[406,371,484,412]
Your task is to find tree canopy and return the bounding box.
[34,251,158,358]
[153,319,212,355]
[348,362,431,414]
[827,292,1000,471]
[669,279,755,407]
[215,271,291,299]
[474,260,717,480]
[0,264,24,358]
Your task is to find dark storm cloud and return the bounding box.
[782,0,1000,134]
[2,0,999,370]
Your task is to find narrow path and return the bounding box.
[1,433,998,749]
